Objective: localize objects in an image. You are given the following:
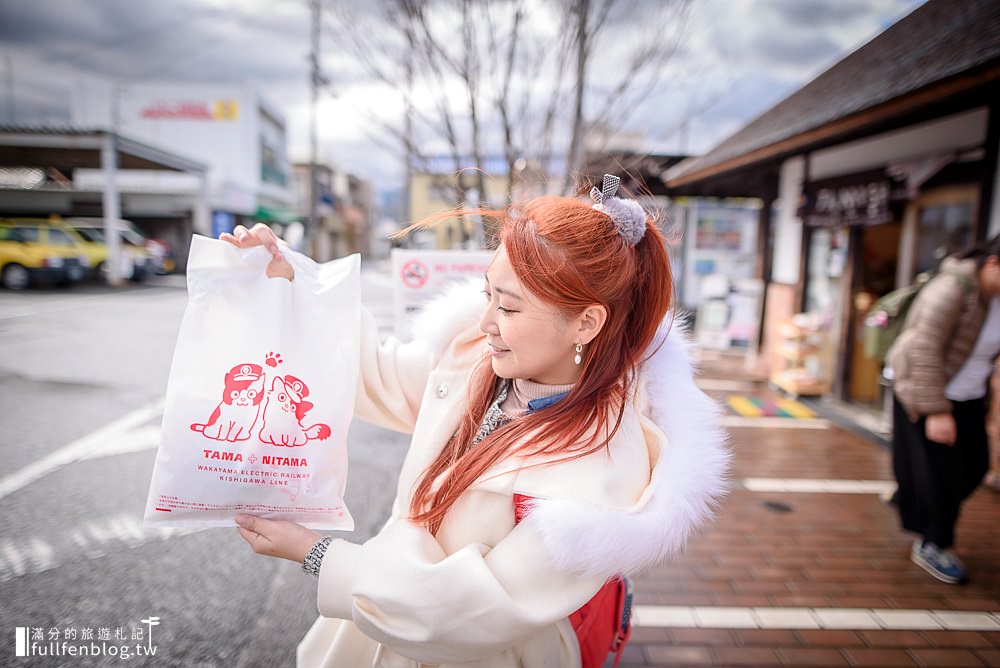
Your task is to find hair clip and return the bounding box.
[590,174,646,246]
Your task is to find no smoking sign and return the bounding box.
[401,260,429,289]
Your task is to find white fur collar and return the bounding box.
[411,277,489,350]
[411,278,731,577]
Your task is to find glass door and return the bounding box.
[848,222,902,404]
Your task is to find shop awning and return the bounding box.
[254,205,301,224]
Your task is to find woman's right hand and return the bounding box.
[925,412,957,446]
[219,223,294,281]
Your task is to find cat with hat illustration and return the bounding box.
[258,373,332,447]
[190,363,266,442]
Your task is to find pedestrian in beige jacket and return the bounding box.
[220,176,730,667]
[984,357,1000,491]
[885,234,1000,584]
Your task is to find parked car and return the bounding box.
[64,217,166,277]
[62,226,148,283]
[0,219,89,290]
[146,238,176,275]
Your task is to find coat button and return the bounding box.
[436,384,449,398]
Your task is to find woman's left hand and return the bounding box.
[235,514,323,563]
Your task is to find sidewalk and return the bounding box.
[624,350,1000,667]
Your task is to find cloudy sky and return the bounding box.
[0,0,924,193]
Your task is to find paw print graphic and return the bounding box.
[265,352,283,368]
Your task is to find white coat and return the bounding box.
[297,279,730,667]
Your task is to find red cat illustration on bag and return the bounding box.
[190,354,331,447]
[190,363,266,442]
[258,373,332,447]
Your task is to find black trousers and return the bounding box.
[891,393,989,549]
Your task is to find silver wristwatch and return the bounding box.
[302,536,333,576]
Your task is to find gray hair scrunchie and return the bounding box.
[589,174,647,247]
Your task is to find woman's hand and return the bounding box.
[925,412,957,446]
[235,514,322,563]
[219,223,295,282]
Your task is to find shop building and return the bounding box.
[291,162,374,261]
[407,156,517,250]
[664,0,1000,437]
[71,82,295,240]
[0,126,209,275]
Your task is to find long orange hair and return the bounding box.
[408,194,674,533]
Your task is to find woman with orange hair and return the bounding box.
[223,176,729,668]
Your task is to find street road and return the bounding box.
[0,270,408,667]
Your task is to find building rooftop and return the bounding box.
[0,125,207,174]
[666,0,1000,187]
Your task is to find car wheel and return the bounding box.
[1,263,30,290]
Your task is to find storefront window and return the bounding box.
[915,202,973,274]
[680,204,758,310]
[805,227,848,318]
[803,227,848,397]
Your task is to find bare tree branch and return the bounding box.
[587,1,692,141]
[494,0,524,194]
[325,0,692,227]
[562,0,590,194]
[461,0,488,209]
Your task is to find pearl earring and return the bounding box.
[574,342,583,365]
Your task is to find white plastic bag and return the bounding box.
[143,235,360,530]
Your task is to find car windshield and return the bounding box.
[13,227,40,242]
[122,230,144,246]
[48,228,76,246]
[73,226,144,246]
[74,227,105,242]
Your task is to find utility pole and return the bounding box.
[103,81,126,287]
[403,29,414,227]
[101,132,124,287]
[308,0,324,258]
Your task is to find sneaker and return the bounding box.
[911,540,968,584]
[984,471,1000,492]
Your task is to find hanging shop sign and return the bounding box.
[139,99,239,121]
[800,170,905,228]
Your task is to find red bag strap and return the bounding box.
[611,577,634,666]
[512,493,533,524]
[513,494,635,667]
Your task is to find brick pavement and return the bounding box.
[623,350,1000,667]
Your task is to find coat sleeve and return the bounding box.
[903,274,966,416]
[353,306,435,434]
[314,516,604,665]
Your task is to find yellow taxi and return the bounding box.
[0,219,89,290]
[63,217,155,281]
